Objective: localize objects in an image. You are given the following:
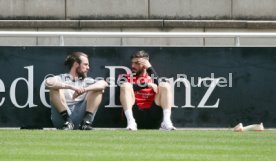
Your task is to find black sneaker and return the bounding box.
[80,121,93,130]
[62,120,74,130]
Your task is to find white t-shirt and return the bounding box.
[53,73,95,105]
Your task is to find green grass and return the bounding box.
[0,130,275,161]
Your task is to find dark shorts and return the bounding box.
[51,101,87,129]
[130,103,163,129]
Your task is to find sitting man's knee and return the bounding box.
[158,82,171,90]
[120,82,133,90]
[97,80,108,88]
[158,82,171,92]
[45,77,58,89]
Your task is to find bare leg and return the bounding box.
[49,89,68,113]
[85,90,104,113]
[155,82,176,130]
[120,82,137,130]
[154,82,172,109]
[79,80,107,129]
[78,90,104,130]
[49,89,74,130]
[120,82,135,111]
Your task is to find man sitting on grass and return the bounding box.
[119,50,176,131]
[45,52,107,130]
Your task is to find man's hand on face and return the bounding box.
[138,58,152,69]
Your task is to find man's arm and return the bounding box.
[136,58,159,85]
[139,58,159,93]
[146,67,159,85]
[73,80,108,99]
[45,77,74,90]
[46,76,86,99]
[83,80,108,92]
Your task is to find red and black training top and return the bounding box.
[119,67,159,109]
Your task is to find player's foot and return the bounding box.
[80,121,94,130]
[160,121,176,131]
[126,121,137,131]
[62,120,74,130]
[233,123,243,132]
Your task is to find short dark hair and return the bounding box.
[64,52,88,69]
[131,50,149,60]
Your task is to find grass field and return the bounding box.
[0,129,275,161]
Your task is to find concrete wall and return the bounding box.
[150,0,231,20]
[232,0,276,20]
[1,0,276,46]
[67,0,148,19]
[1,0,276,20]
[1,27,276,47]
[0,0,65,19]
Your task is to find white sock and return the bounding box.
[124,109,135,124]
[163,109,171,123]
